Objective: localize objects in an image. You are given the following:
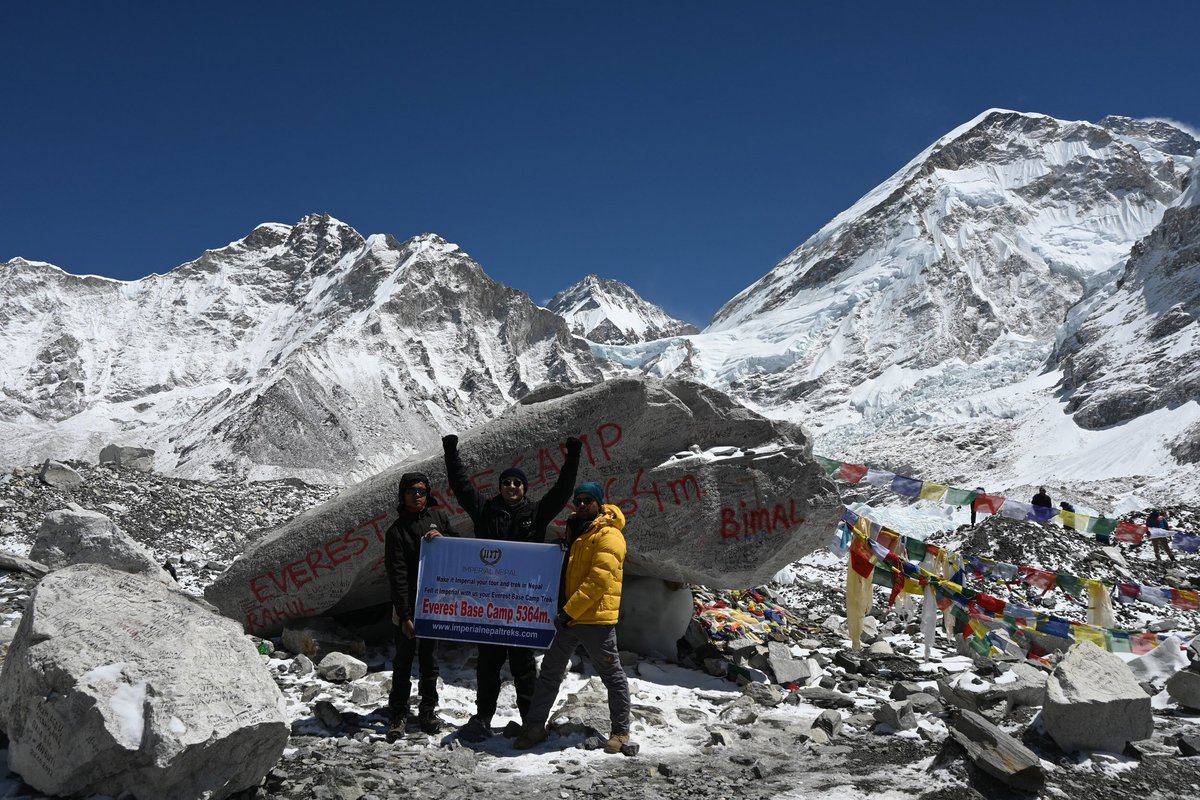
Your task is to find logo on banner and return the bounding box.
[479,547,502,566]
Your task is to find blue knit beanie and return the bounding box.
[574,481,604,504]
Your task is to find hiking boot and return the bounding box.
[386,710,409,742]
[458,715,492,743]
[417,709,443,735]
[513,726,548,750]
[603,732,631,754]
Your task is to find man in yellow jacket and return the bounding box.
[515,481,633,754]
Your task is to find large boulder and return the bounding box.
[99,444,156,473]
[29,505,172,583]
[1166,667,1200,710]
[1042,641,1152,753]
[615,577,694,660]
[938,662,1047,719]
[205,377,840,634]
[38,459,82,491]
[0,564,288,799]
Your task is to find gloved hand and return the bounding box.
[565,436,582,457]
[442,434,458,453]
[556,611,572,628]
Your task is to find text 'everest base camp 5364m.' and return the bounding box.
[2,108,1200,800]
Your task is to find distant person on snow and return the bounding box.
[443,432,582,743]
[970,488,986,526]
[1031,487,1053,510]
[384,471,462,740]
[515,480,633,754]
[1146,509,1175,563]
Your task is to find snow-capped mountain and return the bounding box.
[547,274,698,345]
[594,110,1199,500]
[0,215,601,483]
[1054,159,1200,454]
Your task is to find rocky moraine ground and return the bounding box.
[2,462,1200,799]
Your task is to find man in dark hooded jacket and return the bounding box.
[443,433,582,742]
[384,472,461,740]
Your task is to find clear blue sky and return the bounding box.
[3,3,1196,326]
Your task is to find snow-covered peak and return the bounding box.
[547,274,698,345]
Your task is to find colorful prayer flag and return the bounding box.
[815,455,842,475]
[943,486,976,506]
[891,475,923,497]
[973,493,1004,514]
[1114,522,1146,544]
[835,462,868,484]
[919,481,948,502]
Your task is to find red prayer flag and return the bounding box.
[973,493,1004,514]
[849,537,875,578]
[1018,566,1057,592]
[877,527,902,555]
[1171,589,1200,611]
[1114,522,1147,544]
[975,593,1007,615]
[835,462,868,484]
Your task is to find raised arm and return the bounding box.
[533,437,583,538]
[443,434,486,524]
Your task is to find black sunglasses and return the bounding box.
[404,488,428,496]
[573,496,597,506]
[501,479,524,488]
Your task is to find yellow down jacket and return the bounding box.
[562,503,626,625]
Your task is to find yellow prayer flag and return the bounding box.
[919,482,948,502]
[1074,624,1107,648]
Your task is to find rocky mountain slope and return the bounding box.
[547,275,698,345]
[1054,160,1200,456]
[0,216,601,483]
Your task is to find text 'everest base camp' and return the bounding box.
[1,109,1200,800]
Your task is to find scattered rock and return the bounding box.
[1166,667,1200,710]
[0,564,287,799]
[317,652,368,682]
[29,506,173,582]
[874,700,916,732]
[1042,641,1153,753]
[945,708,1046,792]
[38,460,82,491]
[98,444,156,473]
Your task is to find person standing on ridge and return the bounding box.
[515,480,633,754]
[443,432,582,743]
[1032,487,1053,510]
[384,472,461,740]
[1147,509,1175,563]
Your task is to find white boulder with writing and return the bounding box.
[0,564,288,799]
[30,505,173,583]
[1041,641,1153,753]
[205,377,841,635]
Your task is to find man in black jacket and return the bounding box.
[443,433,582,742]
[384,471,461,740]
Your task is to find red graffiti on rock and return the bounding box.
[720,499,807,542]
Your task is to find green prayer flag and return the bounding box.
[1088,516,1117,535]
[872,565,893,588]
[815,455,841,475]
[906,538,928,562]
[1055,572,1085,597]
[943,487,976,506]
